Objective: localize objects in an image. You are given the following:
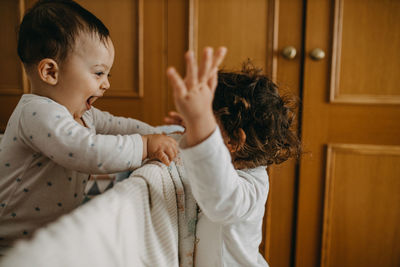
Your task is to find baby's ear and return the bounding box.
[37,58,59,85]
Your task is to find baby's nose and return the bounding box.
[102,79,110,90]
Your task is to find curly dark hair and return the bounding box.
[213,61,301,168]
[17,0,110,66]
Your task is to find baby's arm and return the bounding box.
[89,107,161,135]
[18,101,174,173]
[89,107,178,165]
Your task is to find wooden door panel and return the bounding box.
[332,0,400,103]
[0,0,27,132]
[322,144,400,267]
[297,0,400,266]
[0,1,23,94]
[196,0,269,71]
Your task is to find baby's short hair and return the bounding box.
[214,61,302,168]
[17,0,109,66]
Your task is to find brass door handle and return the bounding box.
[282,46,297,60]
[310,48,325,61]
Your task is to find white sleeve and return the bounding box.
[18,102,143,174]
[180,127,263,224]
[90,107,161,135]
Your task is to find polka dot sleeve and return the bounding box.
[17,99,143,174]
[88,107,162,136]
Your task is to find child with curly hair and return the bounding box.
[166,48,301,266]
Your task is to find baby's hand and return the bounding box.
[164,111,185,129]
[143,134,178,166]
[166,47,227,146]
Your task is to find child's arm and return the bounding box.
[167,47,268,223]
[88,108,178,165]
[18,101,176,173]
[87,107,179,165]
[180,127,268,223]
[88,107,161,135]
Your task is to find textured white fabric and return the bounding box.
[167,157,198,266]
[0,94,159,247]
[180,127,270,267]
[0,161,179,267]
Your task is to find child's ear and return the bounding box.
[37,58,59,85]
[228,128,246,153]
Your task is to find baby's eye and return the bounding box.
[95,72,105,77]
[107,73,111,78]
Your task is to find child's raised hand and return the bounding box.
[142,134,178,166]
[166,47,227,146]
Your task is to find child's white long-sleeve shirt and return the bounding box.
[0,94,159,249]
[180,127,270,267]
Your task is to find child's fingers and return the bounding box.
[163,117,177,125]
[151,148,170,166]
[166,146,178,162]
[164,111,185,126]
[168,111,183,121]
[199,47,213,84]
[163,116,181,125]
[158,146,177,166]
[167,67,187,98]
[184,51,198,89]
[208,69,218,93]
[205,47,226,93]
[211,46,227,71]
[158,152,170,166]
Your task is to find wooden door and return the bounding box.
[296,0,400,266]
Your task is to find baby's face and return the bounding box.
[54,32,115,120]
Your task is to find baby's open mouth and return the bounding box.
[86,96,98,110]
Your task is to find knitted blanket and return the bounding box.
[168,159,198,267]
[0,158,197,267]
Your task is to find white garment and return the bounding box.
[0,94,159,248]
[0,161,179,267]
[180,127,270,267]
